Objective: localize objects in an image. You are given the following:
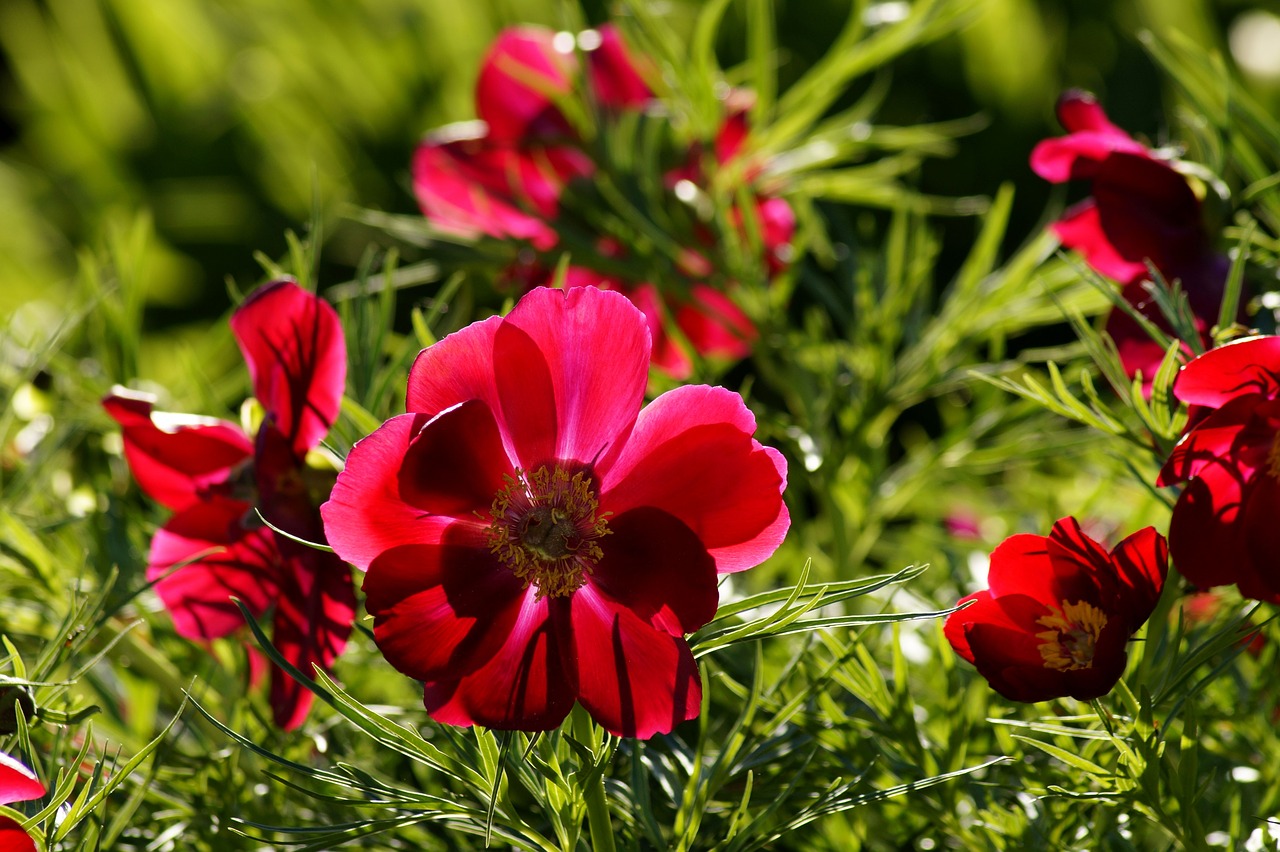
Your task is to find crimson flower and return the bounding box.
[321,286,789,737]
[103,280,355,730]
[1030,90,1230,388]
[411,24,648,248]
[0,751,44,852]
[945,517,1167,703]
[1157,336,1280,603]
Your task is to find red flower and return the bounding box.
[0,751,44,852]
[412,24,649,247]
[103,280,355,730]
[945,518,1167,703]
[1030,90,1230,388]
[321,286,789,737]
[1158,336,1280,603]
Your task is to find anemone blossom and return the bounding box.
[945,517,1167,703]
[103,280,355,730]
[321,286,789,738]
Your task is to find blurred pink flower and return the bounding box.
[104,280,355,730]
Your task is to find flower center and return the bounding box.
[486,465,610,599]
[1268,431,1280,480]
[1036,600,1108,671]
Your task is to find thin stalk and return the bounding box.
[573,708,616,852]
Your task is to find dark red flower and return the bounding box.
[1157,336,1280,603]
[945,517,1167,703]
[321,286,789,737]
[412,24,650,247]
[104,280,355,730]
[1031,90,1231,388]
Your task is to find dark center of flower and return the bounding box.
[1268,431,1280,480]
[486,465,611,599]
[1036,600,1107,671]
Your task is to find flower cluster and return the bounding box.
[321,285,789,737]
[945,518,1167,703]
[1031,90,1231,389]
[104,280,355,730]
[413,24,795,378]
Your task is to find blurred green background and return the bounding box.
[0,0,1275,334]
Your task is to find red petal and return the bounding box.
[1168,457,1269,599]
[943,590,995,665]
[1175,336,1280,408]
[1241,472,1280,603]
[566,585,702,738]
[1092,153,1210,276]
[629,283,692,380]
[103,392,251,512]
[1055,90,1126,134]
[586,25,653,110]
[0,751,44,805]
[1157,396,1257,487]
[230,280,346,456]
[364,536,526,682]
[601,385,789,573]
[148,501,281,640]
[1106,526,1168,627]
[673,286,757,363]
[476,26,574,143]
[399,399,514,518]
[268,544,356,730]
[1051,201,1149,285]
[589,506,719,636]
[0,815,37,852]
[421,594,576,731]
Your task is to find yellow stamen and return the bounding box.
[1268,431,1280,479]
[486,465,610,599]
[1036,600,1108,671]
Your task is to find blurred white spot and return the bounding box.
[673,179,700,204]
[1261,291,1280,310]
[966,550,990,591]
[11,384,41,421]
[849,121,872,142]
[1233,765,1261,783]
[253,783,270,796]
[786,427,822,472]
[553,31,576,55]
[150,411,232,433]
[577,28,603,51]
[898,628,931,664]
[1230,12,1280,79]
[863,2,910,27]
[13,414,52,456]
[312,733,328,753]
[918,839,936,850]
[1207,832,1231,847]
[66,488,98,518]
[102,432,124,456]
[1246,821,1280,851]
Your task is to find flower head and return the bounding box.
[1158,336,1280,603]
[321,286,789,737]
[103,280,355,730]
[1031,90,1231,388]
[945,517,1167,703]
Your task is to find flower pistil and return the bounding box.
[1036,601,1107,671]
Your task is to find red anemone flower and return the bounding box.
[321,286,789,738]
[103,280,355,730]
[412,24,650,247]
[1030,90,1230,389]
[0,750,45,852]
[1157,336,1280,603]
[945,518,1167,703]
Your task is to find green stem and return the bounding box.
[573,707,616,852]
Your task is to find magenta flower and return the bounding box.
[1031,90,1230,387]
[321,286,789,737]
[0,751,45,852]
[945,518,1167,703]
[412,24,649,248]
[104,280,355,730]
[1158,336,1280,603]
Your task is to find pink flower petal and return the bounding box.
[363,537,526,683]
[148,500,280,640]
[421,593,577,731]
[0,751,44,806]
[567,585,702,738]
[1157,396,1258,487]
[1051,201,1150,285]
[230,280,346,456]
[1107,526,1168,627]
[322,409,503,571]
[586,24,653,110]
[1169,457,1264,599]
[601,385,789,573]
[476,26,574,143]
[1055,89,1129,136]
[589,506,719,636]
[1174,336,1280,408]
[0,815,36,852]
[103,392,252,512]
[268,544,356,730]
[673,286,757,364]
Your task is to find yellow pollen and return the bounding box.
[486,465,610,599]
[1268,431,1280,479]
[1035,600,1108,671]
